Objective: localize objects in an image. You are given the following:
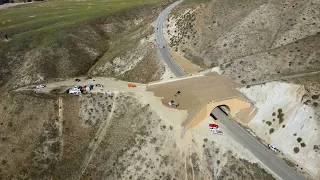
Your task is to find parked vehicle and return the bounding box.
[68,88,81,94]
[211,128,223,135]
[268,144,279,153]
[36,85,46,89]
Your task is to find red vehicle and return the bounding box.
[209,124,219,129]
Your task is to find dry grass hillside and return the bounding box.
[166,0,320,177]
[0,1,167,92]
[0,91,275,179]
[167,0,320,83]
[166,0,320,119]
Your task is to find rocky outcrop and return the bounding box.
[239,82,320,178]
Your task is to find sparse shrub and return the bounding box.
[1,159,7,165]
[279,117,284,124]
[155,147,160,152]
[301,143,306,147]
[313,102,318,107]
[8,121,13,127]
[311,95,319,100]
[217,160,220,164]
[297,137,302,143]
[293,147,300,153]
[266,121,272,126]
[150,137,156,144]
[293,133,297,136]
[272,112,276,116]
[204,138,208,142]
[269,128,274,134]
[282,125,285,128]
[277,109,285,124]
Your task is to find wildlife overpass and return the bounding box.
[147,72,258,130]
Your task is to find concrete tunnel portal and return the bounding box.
[210,105,230,120]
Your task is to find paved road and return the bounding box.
[155,0,186,77]
[157,2,307,180]
[212,108,306,180]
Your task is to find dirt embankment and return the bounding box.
[0,3,165,92]
[0,90,275,179]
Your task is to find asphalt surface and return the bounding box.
[155,0,186,77]
[212,108,306,180]
[157,1,307,180]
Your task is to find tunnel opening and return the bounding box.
[210,105,231,120]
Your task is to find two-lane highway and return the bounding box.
[212,108,306,180]
[156,1,307,180]
[155,0,186,77]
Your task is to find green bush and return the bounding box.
[293,147,300,153]
[277,110,285,124]
[266,121,272,126]
[269,128,274,134]
[279,116,284,124]
[297,137,302,143]
[301,143,306,147]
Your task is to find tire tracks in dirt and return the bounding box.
[57,97,64,159]
[183,133,195,180]
[77,92,118,180]
[245,70,320,86]
[188,140,195,180]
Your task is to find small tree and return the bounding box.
[297,137,302,143]
[293,147,300,153]
[269,128,274,134]
[301,143,306,147]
